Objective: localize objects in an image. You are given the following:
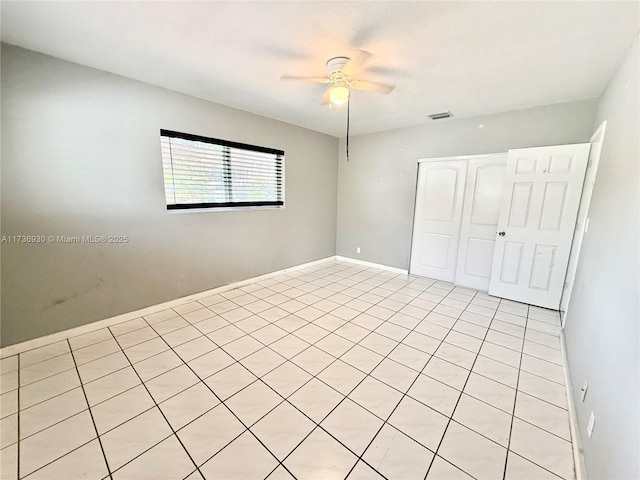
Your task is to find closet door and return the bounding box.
[489,143,590,309]
[455,155,507,290]
[410,160,467,282]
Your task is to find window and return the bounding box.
[160,129,284,210]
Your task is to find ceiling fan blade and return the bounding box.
[280,75,331,83]
[350,79,395,94]
[320,88,331,105]
[342,49,373,76]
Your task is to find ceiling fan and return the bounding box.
[281,55,395,107]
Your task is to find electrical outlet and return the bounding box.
[587,411,596,438]
[356,247,361,254]
[581,381,588,402]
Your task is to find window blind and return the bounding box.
[160,129,284,210]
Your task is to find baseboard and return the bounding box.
[560,330,587,480]
[0,255,336,358]
[336,255,409,275]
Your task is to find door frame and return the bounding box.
[560,121,607,323]
[408,152,507,278]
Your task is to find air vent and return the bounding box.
[428,111,453,120]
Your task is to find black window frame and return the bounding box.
[160,129,285,211]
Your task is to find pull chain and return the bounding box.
[346,95,350,161]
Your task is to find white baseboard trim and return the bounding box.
[0,255,336,358]
[336,255,409,275]
[560,330,586,480]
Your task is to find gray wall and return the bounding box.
[336,100,598,269]
[564,36,639,480]
[1,44,338,347]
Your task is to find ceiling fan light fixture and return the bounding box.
[330,86,349,105]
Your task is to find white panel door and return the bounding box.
[488,144,591,309]
[410,160,467,282]
[455,155,507,290]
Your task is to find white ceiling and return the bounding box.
[2,1,638,137]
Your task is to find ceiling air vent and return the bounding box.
[428,111,453,120]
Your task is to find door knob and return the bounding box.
[498,231,506,236]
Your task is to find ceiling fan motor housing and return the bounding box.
[326,57,349,76]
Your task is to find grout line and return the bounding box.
[106,328,204,479]
[140,311,297,478]
[66,339,113,480]
[422,290,498,480]
[502,303,530,480]
[7,262,572,480]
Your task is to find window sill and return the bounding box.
[166,205,285,214]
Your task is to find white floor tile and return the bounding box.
[201,430,277,479]
[68,329,113,351]
[266,465,296,479]
[472,355,519,388]
[20,341,69,368]
[426,455,474,479]
[509,418,574,479]
[453,394,513,447]
[78,351,129,384]
[132,350,184,383]
[92,384,155,434]
[159,382,219,430]
[1,390,18,419]
[177,404,245,466]
[239,348,286,377]
[288,378,344,423]
[20,387,87,439]
[517,371,567,409]
[291,346,334,376]
[172,336,217,363]
[423,357,469,390]
[1,413,17,449]
[463,372,516,414]
[408,373,461,417]
[72,338,120,365]
[20,353,75,386]
[25,439,108,480]
[0,443,18,480]
[262,362,311,398]
[515,392,571,440]
[19,411,96,477]
[204,363,258,401]
[370,358,419,393]
[345,460,386,479]
[123,337,169,364]
[225,381,282,426]
[251,401,315,460]
[364,424,434,480]
[505,451,562,479]
[83,366,140,406]
[19,368,81,409]
[112,435,194,480]
[100,407,172,471]
[439,421,507,480]
[317,360,366,395]
[349,376,403,420]
[187,349,235,379]
[283,427,357,480]
[145,364,199,403]
[388,396,448,451]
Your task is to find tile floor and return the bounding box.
[0,259,575,480]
